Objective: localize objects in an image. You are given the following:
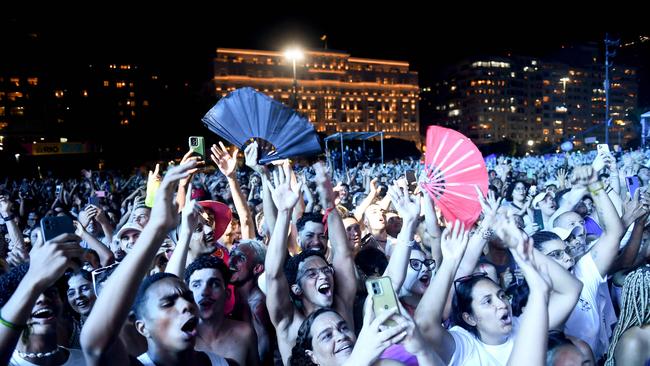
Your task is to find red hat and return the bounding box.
[198,200,232,239]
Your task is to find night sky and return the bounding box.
[2,6,649,105]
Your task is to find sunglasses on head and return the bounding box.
[453,272,488,293]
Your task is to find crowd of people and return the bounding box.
[1,140,650,366]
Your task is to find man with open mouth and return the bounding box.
[80,161,229,366]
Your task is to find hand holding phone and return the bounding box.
[626,176,641,199]
[41,216,76,242]
[189,136,205,159]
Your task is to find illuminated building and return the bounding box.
[212,48,420,145]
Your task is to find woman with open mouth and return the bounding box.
[66,270,97,348]
[288,295,443,366]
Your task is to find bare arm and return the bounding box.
[383,183,420,292]
[507,241,550,366]
[74,221,115,267]
[245,142,277,234]
[0,234,83,365]
[81,161,199,365]
[314,163,357,312]
[211,142,255,240]
[353,178,378,222]
[165,186,200,278]
[582,167,625,276]
[414,221,469,364]
[264,165,302,334]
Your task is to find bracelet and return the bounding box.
[0,310,25,331]
[588,182,605,195]
[1,214,15,222]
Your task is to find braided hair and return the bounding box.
[604,265,650,366]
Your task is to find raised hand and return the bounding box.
[386,183,420,223]
[493,211,528,249]
[211,141,239,178]
[149,160,201,230]
[440,220,470,263]
[509,237,551,297]
[244,140,266,175]
[0,195,13,217]
[622,189,650,227]
[268,164,302,212]
[475,185,502,222]
[314,162,336,208]
[26,233,84,290]
[348,296,408,364]
[181,183,201,232]
[571,165,597,187]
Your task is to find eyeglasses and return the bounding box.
[409,258,436,271]
[453,272,488,293]
[545,248,572,259]
[298,265,334,282]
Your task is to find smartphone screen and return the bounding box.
[626,176,640,199]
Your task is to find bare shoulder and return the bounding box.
[615,327,650,364]
[225,318,255,337]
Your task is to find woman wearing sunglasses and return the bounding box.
[398,247,435,315]
[414,218,582,366]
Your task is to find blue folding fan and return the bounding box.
[202,87,322,164]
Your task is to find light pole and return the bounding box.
[604,33,620,145]
[284,48,304,109]
[560,77,570,141]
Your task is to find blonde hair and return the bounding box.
[605,265,650,366]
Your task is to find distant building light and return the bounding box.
[60,137,68,143]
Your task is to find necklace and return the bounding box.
[17,346,62,359]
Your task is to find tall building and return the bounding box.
[429,51,638,151]
[212,48,420,145]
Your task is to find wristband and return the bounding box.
[0,310,25,331]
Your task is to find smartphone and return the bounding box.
[188,136,205,159]
[55,185,62,196]
[95,190,106,198]
[597,144,610,155]
[365,276,400,327]
[40,216,75,242]
[405,170,416,192]
[626,176,641,199]
[534,209,544,228]
[88,196,100,206]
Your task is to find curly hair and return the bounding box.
[184,254,231,285]
[288,308,337,366]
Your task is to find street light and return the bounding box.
[560,77,570,141]
[284,47,304,108]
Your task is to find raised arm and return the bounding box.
[73,221,115,267]
[0,196,24,255]
[383,183,420,293]
[211,142,255,239]
[264,164,302,334]
[414,221,469,364]
[506,239,550,366]
[165,185,200,277]
[422,191,442,264]
[81,160,199,366]
[0,234,83,365]
[455,186,501,279]
[245,142,276,233]
[493,213,582,330]
[579,166,625,276]
[314,162,357,310]
[353,177,379,222]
